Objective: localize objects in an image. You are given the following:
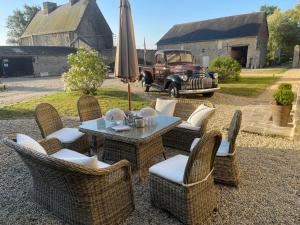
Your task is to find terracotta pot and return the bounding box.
[272,104,292,127]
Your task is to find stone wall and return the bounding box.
[158,36,267,68]
[75,0,113,51]
[33,55,69,76]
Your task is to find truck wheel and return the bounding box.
[203,92,214,97]
[168,83,179,98]
[141,78,150,92]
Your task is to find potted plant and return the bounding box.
[272,83,294,127]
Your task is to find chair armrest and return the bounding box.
[39,138,63,155]
[104,159,132,175]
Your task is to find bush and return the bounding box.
[208,56,241,82]
[278,83,292,90]
[273,89,294,105]
[62,48,108,95]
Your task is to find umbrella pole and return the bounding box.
[128,81,132,111]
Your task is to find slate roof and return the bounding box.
[21,0,89,37]
[157,12,266,45]
[0,46,76,56]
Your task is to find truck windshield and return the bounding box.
[166,52,193,63]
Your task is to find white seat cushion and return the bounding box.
[51,148,110,169]
[16,134,47,155]
[47,128,85,144]
[149,155,188,184]
[177,121,200,131]
[190,138,201,151]
[155,99,177,116]
[216,140,230,156]
[190,138,230,156]
[187,104,215,127]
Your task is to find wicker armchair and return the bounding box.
[149,131,222,225]
[213,110,242,186]
[151,99,215,151]
[35,103,89,154]
[77,95,105,154]
[3,138,135,225]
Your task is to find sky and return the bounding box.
[0,0,298,49]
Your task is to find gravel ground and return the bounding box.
[0,106,299,225]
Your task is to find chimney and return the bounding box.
[43,2,57,14]
[70,0,79,5]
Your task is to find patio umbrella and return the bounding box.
[115,0,139,111]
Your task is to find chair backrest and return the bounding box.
[77,95,102,122]
[35,103,63,138]
[228,110,242,154]
[3,138,110,177]
[173,99,215,121]
[183,131,222,185]
[150,99,215,121]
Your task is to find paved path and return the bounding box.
[241,69,300,138]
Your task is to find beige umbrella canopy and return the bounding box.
[115,0,139,110]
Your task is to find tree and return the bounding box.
[6,4,40,44]
[260,5,278,16]
[267,9,300,63]
[62,49,108,95]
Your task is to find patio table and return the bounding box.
[79,116,181,180]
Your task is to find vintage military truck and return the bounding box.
[139,49,219,98]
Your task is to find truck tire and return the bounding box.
[203,92,214,97]
[168,82,179,98]
[141,78,150,92]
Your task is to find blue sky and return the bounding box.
[0,0,298,49]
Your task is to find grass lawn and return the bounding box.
[0,88,150,120]
[219,75,281,97]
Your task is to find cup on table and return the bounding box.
[135,117,145,128]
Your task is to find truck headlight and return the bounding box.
[179,74,188,81]
[213,73,218,79]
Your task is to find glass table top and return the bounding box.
[79,116,181,143]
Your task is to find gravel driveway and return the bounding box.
[0,76,64,105]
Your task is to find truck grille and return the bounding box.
[181,77,212,90]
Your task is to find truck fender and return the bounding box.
[164,74,182,90]
[139,71,153,85]
[206,71,216,79]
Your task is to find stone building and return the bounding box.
[0,46,76,77]
[20,0,113,52]
[157,12,269,68]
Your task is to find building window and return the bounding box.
[201,48,206,53]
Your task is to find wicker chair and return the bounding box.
[151,99,215,151]
[35,103,90,154]
[213,110,242,186]
[77,95,105,154]
[149,131,222,225]
[3,137,135,225]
